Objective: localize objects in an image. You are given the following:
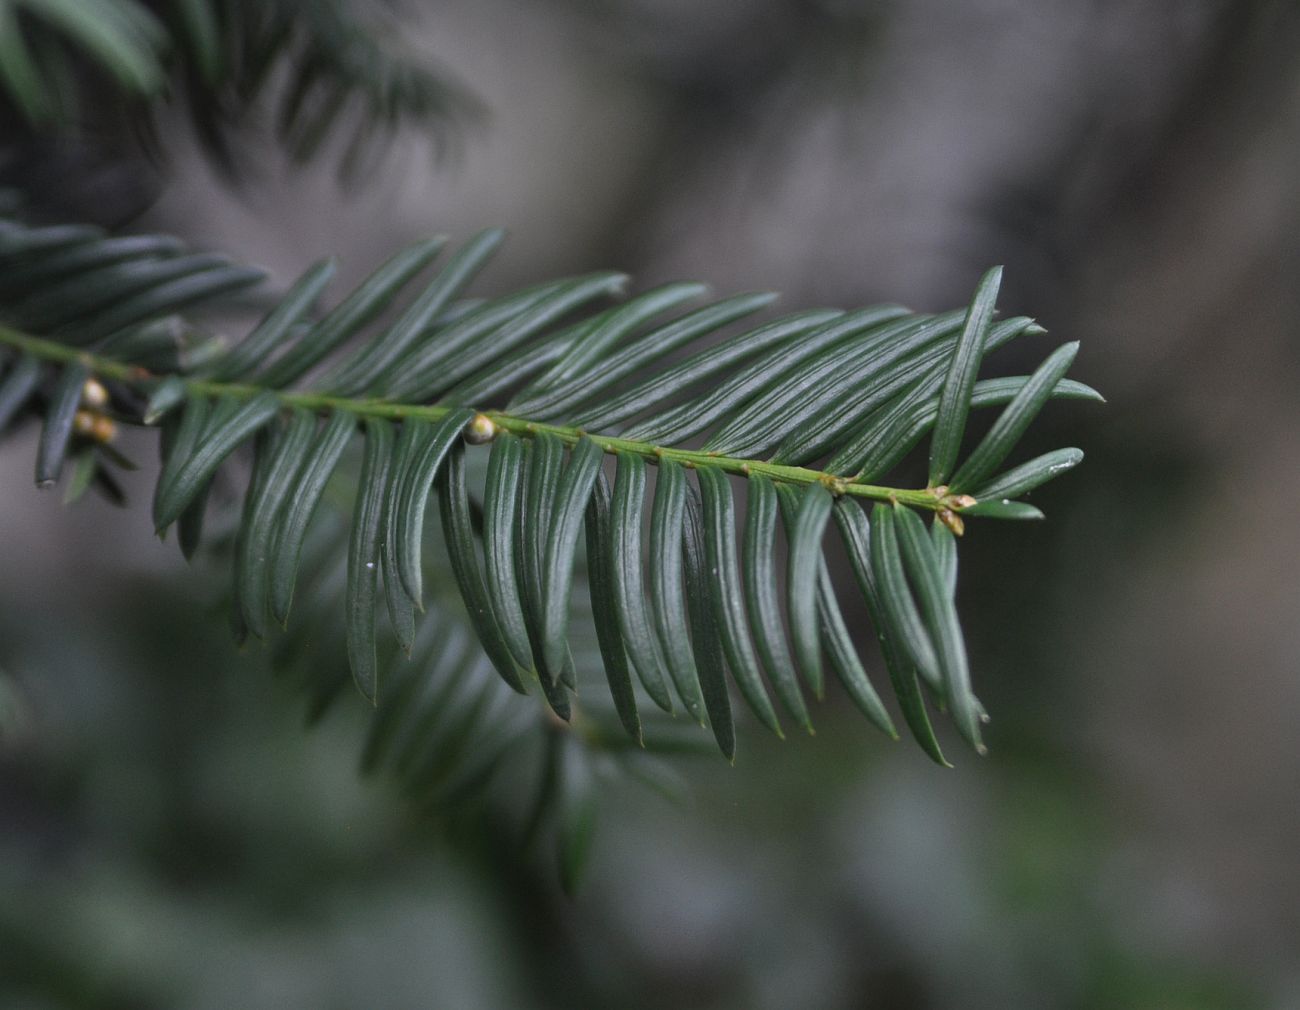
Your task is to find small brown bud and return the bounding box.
[81,378,109,408]
[91,415,117,443]
[463,413,498,445]
[937,507,965,537]
[73,409,97,436]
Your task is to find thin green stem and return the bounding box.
[0,324,953,512]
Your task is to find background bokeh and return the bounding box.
[2,1,1298,1007]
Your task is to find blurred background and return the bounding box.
[2,0,1298,1007]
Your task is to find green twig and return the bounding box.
[0,323,959,513]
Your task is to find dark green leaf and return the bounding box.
[648,458,706,722]
[961,499,1045,520]
[258,237,445,387]
[437,442,528,694]
[867,504,942,695]
[696,465,782,737]
[540,436,605,676]
[971,447,1084,501]
[381,420,424,654]
[949,342,1080,492]
[627,306,907,445]
[154,394,209,531]
[0,222,100,260]
[682,483,735,760]
[393,408,476,604]
[0,233,182,298]
[893,504,984,752]
[0,4,51,124]
[22,0,167,94]
[518,291,776,420]
[743,474,812,727]
[207,258,336,381]
[16,256,219,329]
[226,423,286,628]
[708,310,963,458]
[778,487,896,737]
[844,375,1102,482]
[441,329,573,406]
[328,229,503,394]
[143,375,187,424]
[930,519,958,599]
[511,281,709,408]
[268,409,355,625]
[238,408,317,638]
[831,498,945,763]
[35,360,89,487]
[517,431,564,684]
[609,452,673,712]
[375,285,555,396]
[175,0,222,83]
[0,354,42,430]
[823,316,1039,476]
[153,391,281,530]
[386,272,628,401]
[929,265,1002,486]
[481,432,534,669]
[572,309,842,433]
[62,448,96,504]
[346,418,394,702]
[585,470,642,742]
[787,483,834,705]
[78,263,265,343]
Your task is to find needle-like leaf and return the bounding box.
[346,418,394,702]
[381,420,424,654]
[697,465,782,737]
[743,474,812,727]
[481,432,534,669]
[438,443,528,694]
[929,265,1002,486]
[237,408,317,637]
[268,409,356,625]
[393,409,476,604]
[832,498,945,764]
[949,342,1081,493]
[207,258,336,381]
[259,237,445,387]
[787,484,834,704]
[682,483,735,761]
[0,354,42,429]
[971,447,1084,501]
[868,503,943,696]
[961,499,1045,520]
[609,452,674,712]
[540,436,605,676]
[893,504,984,752]
[585,471,642,742]
[35,359,88,486]
[649,459,706,722]
[153,391,281,530]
